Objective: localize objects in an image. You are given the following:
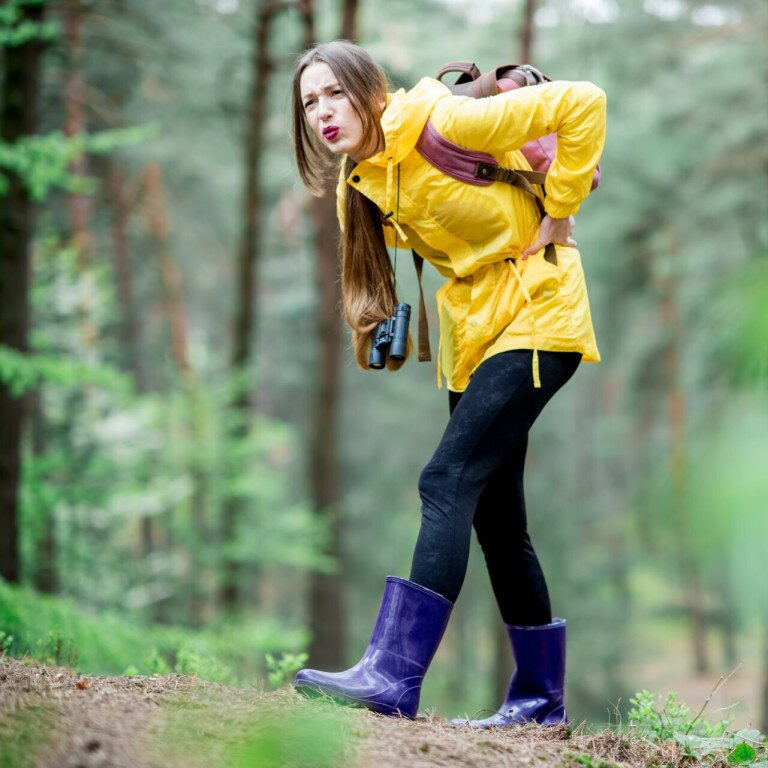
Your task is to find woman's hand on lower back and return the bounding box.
[522,215,576,259]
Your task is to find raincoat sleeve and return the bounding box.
[429,80,607,218]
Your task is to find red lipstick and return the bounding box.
[322,125,340,141]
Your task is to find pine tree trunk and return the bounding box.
[0,4,45,584]
[29,387,57,594]
[63,0,97,351]
[297,0,350,670]
[142,164,208,624]
[307,179,345,667]
[520,0,536,63]
[219,0,280,611]
[660,272,709,675]
[106,161,146,393]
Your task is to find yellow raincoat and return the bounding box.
[336,76,607,392]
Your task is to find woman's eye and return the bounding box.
[332,89,343,96]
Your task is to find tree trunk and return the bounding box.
[307,178,345,667]
[63,0,97,351]
[142,164,208,624]
[106,161,147,394]
[106,160,160,609]
[29,387,57,594]
[660,271,709,675]
[0,4,45,584]
[219,0,281,611]
[520,0,536,63]
[297,0,350,670]
[340,0,358,41]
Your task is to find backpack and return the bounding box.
[408,62,601,363]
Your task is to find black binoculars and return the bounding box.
[368,303,411,369]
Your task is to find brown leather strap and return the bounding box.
[436,61,481,85]
[412,251,432,361]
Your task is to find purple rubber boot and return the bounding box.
[294,576,453,719]
[450,617,569,728]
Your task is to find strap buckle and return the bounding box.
[474,162,497,180]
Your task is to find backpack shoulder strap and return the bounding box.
[412,251,431,362]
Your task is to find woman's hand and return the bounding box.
[522,215,576,259]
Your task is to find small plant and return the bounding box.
[566,752,617,768]
[265,652,308,688]
[33,629,79,668]
[145,649,171,675]
[628,689,733,740]
[628,689,767,763]
[174,643,235,685]
[0,630,15,656]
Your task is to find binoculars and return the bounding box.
[368,303,411,369]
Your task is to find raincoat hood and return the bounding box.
[359,77,452,242]
[365,77,452,168]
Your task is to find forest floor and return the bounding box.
[0,657,702,768]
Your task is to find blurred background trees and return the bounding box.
[1,0,766,730]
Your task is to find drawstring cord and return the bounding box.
[506,257,542,389]
[384,158,408,243]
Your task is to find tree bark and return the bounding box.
[63,0,97,351]
[520,0,536,63]
[297,0,350,670]
[219,0,282,611]
[0,4,45,584]
[307,177,345,667]
[106,161,147,394]
[340,0,358,41]
[29,387,57,594]
[142,164,208,623]
[660,270,709,675]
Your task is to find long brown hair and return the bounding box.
[291,40,410,371]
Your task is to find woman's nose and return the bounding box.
[317,97,333,119]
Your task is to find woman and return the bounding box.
[291,40,606,725]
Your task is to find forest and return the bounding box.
[1,0,767,765]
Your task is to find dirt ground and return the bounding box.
[0,657,702,768]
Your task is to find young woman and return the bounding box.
[291,40,606,725]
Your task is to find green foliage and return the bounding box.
[0,632,14,655]
[628,689,731,741]
[156,695,351,768]
[174,643,236,686]
[0,581,305,685]
[0,705,57,768]
[0,344,129,398]
[31,628,80,668]
[564,753,617,768]
[674,731,765,762]
[222,710,348,768]
[0,125,160,201]
[629,690,767,763]
[0,0,58,48]
[265,652,308,688]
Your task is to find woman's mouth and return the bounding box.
[322,125,340,141]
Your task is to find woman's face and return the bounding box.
[300,61,381,163]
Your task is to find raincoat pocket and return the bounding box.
[519,248,577,338]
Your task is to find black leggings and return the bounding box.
[409,349,581,626]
